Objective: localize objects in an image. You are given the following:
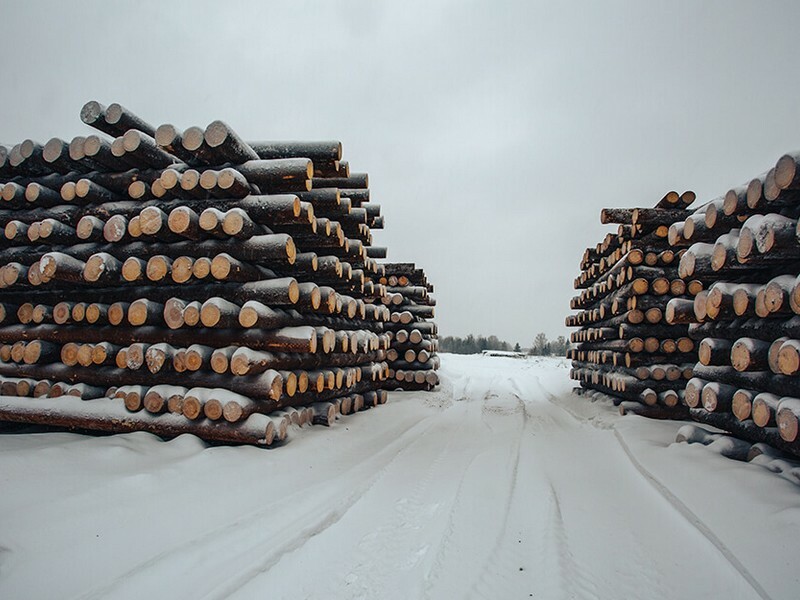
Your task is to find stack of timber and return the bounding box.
[380,262,439,390]
[566,191,700,415]
[0,100,437,447]
[668,151,800,458]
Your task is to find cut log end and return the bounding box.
[778,406,800,442]
[222,402,243,423]
[192,257,212,280]
[80,100,105,125]
[774,154,797,190]
[731,390,753,421]
[778,343,800,376]
[204,399,224,421]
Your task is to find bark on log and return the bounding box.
[690,407,800,458]
[0,394,278,446]
[692,364,800,399]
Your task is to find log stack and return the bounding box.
[667,152,800,457]
[0,100,438,447]
[380,262,440,390]
[566,191,700,414]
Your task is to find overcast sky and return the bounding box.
[2,1,799,345]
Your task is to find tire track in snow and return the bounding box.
[550,385,771,599]
[421,445,481,599]
[530,386,763,599]
[538,481,602,600]
[420,373,486,598]
[72,414,440,600]
[466,394,544,600]
[329,413,468,599]
[422,389,526,598]
[212,412,470,600]
[611,429,773,600]
[507,377,649,599]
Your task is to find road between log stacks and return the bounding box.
[1,354,798,599]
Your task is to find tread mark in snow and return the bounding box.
[612,429,773,600]
[72,415,440,600]
[332,419,465,599]
[465,403,528,600]
[201,416,448,600]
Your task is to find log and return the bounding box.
[774,152,800,192]
[618,401,689,420]
[777,339,800,376]
[0,362,284,402]
[768,336,790,373]
[82,136,133,171]
[730,337,772,372]
[144,343,177,374]
[181,126,226,164]
[154,125,199,164]
[689,315,800,342]
[248,141,342,161]
[701,381,737,412]
[143,384,187,414]
[752,392,781,427]
[42,138,86,174]
[777,398,800,443]
[0,323,320,353]
[204,121,259,163]
[311,172,368,189]
[689,407,800,457]
[104,103,157,138]
[698,338,732,366]
[0,234,297,271]
[217,168,253,198]
[0,394,278,446]
[692,364,800,399]
[665,298,696,325]
[237,159,313,192]
[731,389,755,421]
[764,274,796,315]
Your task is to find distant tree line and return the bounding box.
[529,332,569,357]
[439,332,568,356]
[439,335,516,354]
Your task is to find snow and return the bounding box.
[1,354,799,599]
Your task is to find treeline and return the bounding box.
[529,332,569,357]
[440,332,569,356]
[439,335,518,355]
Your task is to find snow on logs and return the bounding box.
[571,149,800,458]
[671,151,800,458]
[0,100,438,447]
[380,263,439,390]
[568,191,699,413]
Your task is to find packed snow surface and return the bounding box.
[1,354,799,599]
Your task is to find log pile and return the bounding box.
[668,152,800,457]
[380,262,440,390]
[566,191,700,413]
[0,100,438,447]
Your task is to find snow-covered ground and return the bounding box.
[1,354,798,600]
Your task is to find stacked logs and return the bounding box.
[380,262,440,390]
[0,100,437,447]
[567,191,700,413]
[667,151,800,457]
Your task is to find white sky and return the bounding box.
[2,0,799,345]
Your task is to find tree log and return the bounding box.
[0,394,278,446]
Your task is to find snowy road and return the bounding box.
[0,355,798,599]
